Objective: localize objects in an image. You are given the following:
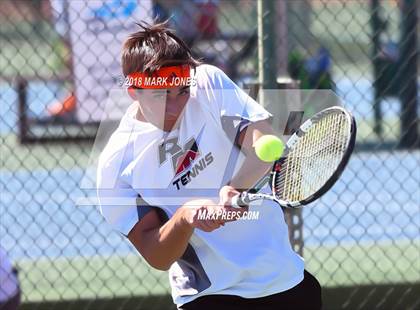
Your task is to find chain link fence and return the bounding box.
[1,0,419,309]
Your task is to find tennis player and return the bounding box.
[97,21,322,310]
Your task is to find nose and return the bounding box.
[165,96,182,115]
[165,95,175,108]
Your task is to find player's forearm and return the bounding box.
[229,120,274,191]
[141,207,193,271]
[229,153,271,191]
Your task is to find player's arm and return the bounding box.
[221,119,274,203]
[205,66,275,202]
[127,200,226,271]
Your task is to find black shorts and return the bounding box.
[179,270,322,310]
[0,289,20,310]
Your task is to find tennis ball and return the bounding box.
[254,135,285,162]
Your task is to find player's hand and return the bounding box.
[180,200,226,232]
[219,185,240,206]
[219,185,249,211]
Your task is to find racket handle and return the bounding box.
[231,192,250,208]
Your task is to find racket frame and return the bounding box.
[232,106,357,209]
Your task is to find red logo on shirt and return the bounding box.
[158,127,214,190]
[159,136,201,175]
[175,148,200,175]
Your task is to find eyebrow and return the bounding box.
[150,86,190,95]
[167,86,190,94]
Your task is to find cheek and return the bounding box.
[175,95,190,110]
[141,97,166,112]
[139,104,165,124]
[165,97,183,111]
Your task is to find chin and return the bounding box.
[163,121,177,131]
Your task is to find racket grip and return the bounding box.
[231,192,249,208]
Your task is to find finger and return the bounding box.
[219,193,230,206]
[228,189,240,197]
[197,219,220,232]
[225,205,249,213]
[219,189,230,204]
[195,221,213,232]
[213,208,242,223]
[225,193,242,207]
[209,220,222,230]
[204,206,228,225]
[222,206,248,222]
[214,217,226,226]
[206,206,226,223]
[207,221,221,231]
[220,195,234,207]
[219,187,238,204]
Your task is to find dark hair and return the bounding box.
[122,20,201,76]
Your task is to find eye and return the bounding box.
[179,88,190,96]
[153,92,166,99]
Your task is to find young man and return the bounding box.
[97,22,322,309]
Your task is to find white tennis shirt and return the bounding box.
[97,65,304,306]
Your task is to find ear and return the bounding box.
[127,87,138,100]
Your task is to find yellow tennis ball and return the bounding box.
[254,135,285,162]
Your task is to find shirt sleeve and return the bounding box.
[200,65,272,142]
[96,151,153,236]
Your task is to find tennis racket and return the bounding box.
[232,106,356,209]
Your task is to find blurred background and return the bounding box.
[0,0,419,309]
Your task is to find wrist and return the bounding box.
[225,183,245,193]
[176,206,195,232]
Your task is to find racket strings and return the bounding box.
[274,112,349,202]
